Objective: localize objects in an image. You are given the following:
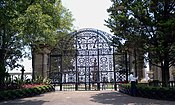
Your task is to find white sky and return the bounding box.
[10,0,112,73]
[61,0,112,33]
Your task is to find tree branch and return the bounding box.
[150,62,162,68]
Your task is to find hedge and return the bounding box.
[0,85,55,101]
[119,84,175,101]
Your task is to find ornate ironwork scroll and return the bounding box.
[49,28,128,91]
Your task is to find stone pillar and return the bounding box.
[169,66,174,81]
[33,45,51,79]
[43,52,50,78]
[137,54,145,80]
[150,65,162,81]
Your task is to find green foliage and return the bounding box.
[33,75,44,84]
[106,0,175,87]
[0,85,55,101]
[43,78,52,85]
[14,77,24,86]
[3,76,51,91]
[0,0,74,84]
[119,84,175,100]
[50,35,76,72]
[16,0,74,48]
[0,0,25,75]
[33,75,52,85]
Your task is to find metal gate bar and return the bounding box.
[49,29,128,91]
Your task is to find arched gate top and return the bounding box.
[51,28,114,55]
[70,28,113,45]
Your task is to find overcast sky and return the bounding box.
[11,0,112,72]
[62,0,112,33]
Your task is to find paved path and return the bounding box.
[1,91,175,105]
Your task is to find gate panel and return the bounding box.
[49,28,128,91]
[114,53,128,83]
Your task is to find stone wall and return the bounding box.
[32,45,51,79]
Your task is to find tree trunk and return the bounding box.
[0,50,5,86]
[0,25,6,86]
[161,56,170,87]
[31,46,35,81]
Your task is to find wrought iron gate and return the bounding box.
[49,28,128,91]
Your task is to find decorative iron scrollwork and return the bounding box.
[50,28,128,90]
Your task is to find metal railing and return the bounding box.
[147,80,175,87]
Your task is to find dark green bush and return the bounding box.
[0,85,55,101]
[119,83,175,101]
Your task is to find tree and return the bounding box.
[15,0,74,79]
[106,0,175,87]
[16,0,74,79]
[0,0,29,85]
[0,0,74,83]
[16,0,74,47]
[50,35,76,73]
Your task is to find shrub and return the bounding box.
[119,83,175,101]
[0,85,55,101]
